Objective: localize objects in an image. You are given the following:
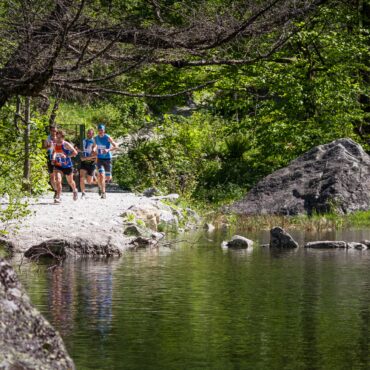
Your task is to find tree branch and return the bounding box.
[52,79,219,98]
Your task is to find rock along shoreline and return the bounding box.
[0,258,75,369]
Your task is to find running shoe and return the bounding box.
[54,197,61,204]
[101,192,106,199]
[53,191,57,199]
[81,192,86,199]
[73,191,78,201]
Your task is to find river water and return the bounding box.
[16,229,370,370]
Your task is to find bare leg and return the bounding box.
[54,170,62,199]
[79,169,87,193]
[66,173,78,200]
[86,175,94,185]
[66,173,77,192]
[50,172,56,191]
[97,174,101,191]
[98,172,106,194]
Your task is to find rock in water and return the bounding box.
[226,235,254,249]
[231,138,370,215]
[0,258,75,369]
[270,227,299,248]
[304,241,347,249]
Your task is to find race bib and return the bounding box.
[55,153,67,166]
[97,145,106,154]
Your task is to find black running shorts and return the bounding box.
[80,161,96,177]
[54,166,73,176]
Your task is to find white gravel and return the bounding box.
[1,192,169,253]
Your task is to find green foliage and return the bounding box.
[112,1,369,208]
[56,97,148,138]
[113,23,367,203]
[114,111,253,204]
[0,196,30,235]
[0,98,49,232]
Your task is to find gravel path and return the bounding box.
[1,192,170,254]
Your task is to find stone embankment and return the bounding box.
[0,258,74,369]
[0,192,200,259]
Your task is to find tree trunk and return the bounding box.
[23,97,31,192]
[14,96,21,132]
[49,97,60,126]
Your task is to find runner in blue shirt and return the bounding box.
[79,128,97,199]
[52,130,78,203]
[93,124,118,199]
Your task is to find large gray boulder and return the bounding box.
[0,258,74,369]
[230,138,370,215]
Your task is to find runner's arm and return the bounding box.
[42,138,50,149]
[92,138,97,155]
[87,150,97,160]
[64,142,78,157]
[51,150,56,163]
[82,151,96,161]
[108,137,118,151]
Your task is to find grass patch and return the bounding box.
[212,210,370,232]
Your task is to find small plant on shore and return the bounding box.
[157,222,166,232]
[137,219,146,228]
[125,213,136,223]
[0,197,31,236]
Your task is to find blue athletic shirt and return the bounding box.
[46,134,55,160]
[83,138,94,158]
[94,134,112,159]
[54,142,73,168]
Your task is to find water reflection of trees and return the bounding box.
[47,258,121,338]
